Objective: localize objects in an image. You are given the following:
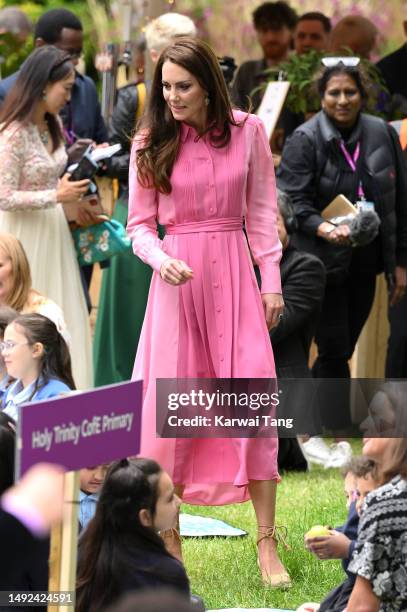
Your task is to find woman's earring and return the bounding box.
[205,96,210,106]
[42,91,47,101]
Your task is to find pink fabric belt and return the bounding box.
[165,217,243,235]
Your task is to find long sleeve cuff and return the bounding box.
[145,245,171,273]
[259,262,282,294]
[300,213,325,235]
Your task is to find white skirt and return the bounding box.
[0,204,93,390]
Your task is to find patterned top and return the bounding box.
[348,475,407,611]
[0,122,66,211]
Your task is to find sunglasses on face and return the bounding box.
[321,56,361,68]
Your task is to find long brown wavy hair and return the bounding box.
[136,37,243,194]
[0,46,73,152]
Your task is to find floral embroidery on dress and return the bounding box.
[0,122,66,211]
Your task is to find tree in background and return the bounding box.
[0,0,105,77]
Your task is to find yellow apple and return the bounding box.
[305,525,330,539]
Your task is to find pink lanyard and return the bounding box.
[339,140,365,199]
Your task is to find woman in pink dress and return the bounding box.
[127,38,288,587]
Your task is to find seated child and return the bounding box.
[298,456,379,612]
[348,384,407,610]
[79,464,109,532]
[0,306,17,406]
[76,458,190,612]
[1,313,75,421]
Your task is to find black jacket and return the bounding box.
[377,44,407,99]
[77,543,190,611]
[270,243,326,378]
[106,83,140,199]
[0,509,49,612]
[277,111,407,283]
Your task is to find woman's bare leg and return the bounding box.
[248,479,290,584]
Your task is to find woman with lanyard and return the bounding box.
[277,58,407,384]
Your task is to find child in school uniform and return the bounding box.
[0,306,17,407]
[76,458,191,612]
[78,464,109,532]
[299,456,379,612]
[1,313,74,421]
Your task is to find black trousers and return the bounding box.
[313,266,377,378]
[312,262,376,430]
[386,292,407,377]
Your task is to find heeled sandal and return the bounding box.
[160,527,183,564]
[256,525,292,588]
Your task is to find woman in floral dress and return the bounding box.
[0,46,92,389]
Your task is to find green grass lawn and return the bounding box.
[183,441,362,610]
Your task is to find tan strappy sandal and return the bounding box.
[256,525,292,588]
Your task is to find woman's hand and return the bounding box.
[76,204,103,227]
[390,265,407,306]
[262,293,284,331]
[329,224,351,245]
[317,222,351,245]
[160,258,194,286]
[56,173,90,203]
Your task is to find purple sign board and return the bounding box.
[16,380,143,477]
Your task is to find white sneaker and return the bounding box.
[301,437,332,467]
[326,441,352,468]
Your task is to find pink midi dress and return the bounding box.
[127,111,282,505]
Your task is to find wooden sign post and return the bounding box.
[16,380,143,611]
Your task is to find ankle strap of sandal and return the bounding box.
[257,525,290,549]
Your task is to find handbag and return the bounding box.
[72,218,131,266]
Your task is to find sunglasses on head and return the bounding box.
[321,56,361,68]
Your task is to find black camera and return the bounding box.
[218,56,237,86]
[68,143,121,197]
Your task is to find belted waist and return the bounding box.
[165,217,243,235]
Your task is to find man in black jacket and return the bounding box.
[271,191,326,379]
[377,21,407,99]
[271,191,327,470]
[231,2,298,112]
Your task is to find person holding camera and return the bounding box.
[0,46,93,390]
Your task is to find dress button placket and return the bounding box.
[210,233,224,372]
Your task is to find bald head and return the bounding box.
[330,15,378,59]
